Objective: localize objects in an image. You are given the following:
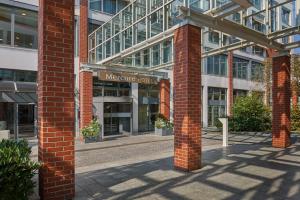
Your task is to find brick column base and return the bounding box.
[159,79,170,120]
[79,70,93,129]
[38,0,75,199]
[174,24,202,171]
[272,55,291,148]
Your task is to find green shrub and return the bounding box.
[0,139,40,200]
[81,119,102,138]
[291,106,300,132]
[230,94,271,132]
[155,114,174,129]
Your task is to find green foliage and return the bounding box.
[81,119,102,138]
[230,94,271,132]
[291,106,300,132]
[155,114,174,129]
[0,139,40,200]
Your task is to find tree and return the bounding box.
[230,94,271,132]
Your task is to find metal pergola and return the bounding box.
[87,0,300,72]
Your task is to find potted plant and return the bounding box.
[155,114,174,136]
[81,119,102,143]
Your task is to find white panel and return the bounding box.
[0,46,37,71]
[132,83,139,133]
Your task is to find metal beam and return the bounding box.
[284,41,300,50]
[202,41,255,58]
[268,26,300,40]
[231,0,253,8]
[179,6,284,50]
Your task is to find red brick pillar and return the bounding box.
[159,79,170,120]
[79,70,93,129]
[227,51,233,117]
[38,0,75,199]
[272,55,291,148]
[80,0,88,63]
[174,24,202,171]
[79,0,93,129]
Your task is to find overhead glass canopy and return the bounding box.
[88,0,299,70]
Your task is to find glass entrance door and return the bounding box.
[103,102,131,136]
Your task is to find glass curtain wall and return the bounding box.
[0,4,37,49]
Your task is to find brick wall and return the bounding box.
[159,79,170,120]
[38,0,75,199]
[173,24,202,171]
[79,70,93,129]
[272,55,291,148]
[227,51,233,117]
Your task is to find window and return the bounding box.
[233,90,248,102]
[208,87,226,127]
[207,55,227,76]
[232,12,241,23]
[252,46,264,57]
[14,7,37,49]
[282,7,290,25]
[89,0,127,14]
[233,57,248,79]
[208,31,219,44]
[252,0,262,10]
[252,20,264,33]
[0,5,12,46]
[251,61,264,81]
[152,44,160,66]
[90,0,102,11]
[103,0,117,14]
[0,69,37,82]
[0,5,37,49]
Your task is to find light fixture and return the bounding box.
[21,13,27,16]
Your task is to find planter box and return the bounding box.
[0,130,10,140]
[84,135,101,143]
[155,127,173,136]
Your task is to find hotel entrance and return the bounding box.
[103,102,132,136]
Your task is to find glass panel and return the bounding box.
[152,44,160,66]
[14,7,37,49]
[90,0,102,11]
[150,9,163,37]
[0,69,14,81]
[15,70,37,82]
[103,0,117,14]
[0,5,12,46]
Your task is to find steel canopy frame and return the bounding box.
[86,0,299,71]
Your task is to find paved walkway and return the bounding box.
[31,132,300,200]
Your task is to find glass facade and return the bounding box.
[0,69,37,82]
[0,4,37,49]
[89,0,128,14]
[89,0,293,68]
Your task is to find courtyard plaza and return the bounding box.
[29,132,300,200]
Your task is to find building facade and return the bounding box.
[0,0,297,140]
